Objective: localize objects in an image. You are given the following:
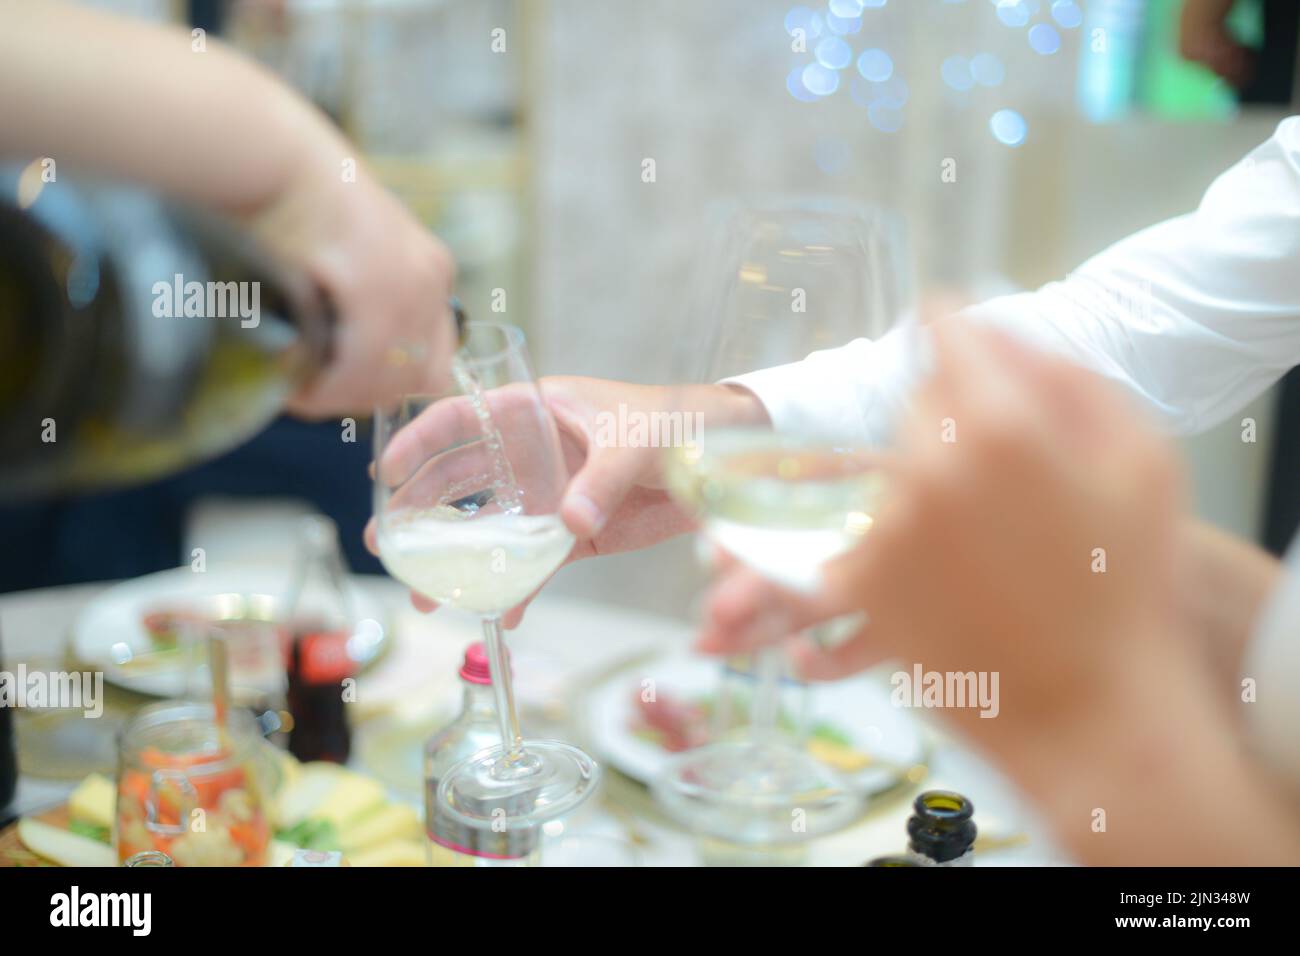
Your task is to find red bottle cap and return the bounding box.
[459,642,509,685]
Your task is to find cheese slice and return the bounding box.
[68,773,116,830]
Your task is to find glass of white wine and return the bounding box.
[655,197,911,847]
[373,322,598,832]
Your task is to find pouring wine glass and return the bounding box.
[374,322,599,833]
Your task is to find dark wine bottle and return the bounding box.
[0,167,334,498]
[0,629,17,814]
[907,790,977,866]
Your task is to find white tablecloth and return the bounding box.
[0,576,1064,865]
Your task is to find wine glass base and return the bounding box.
[438,739,599,831]
[653,740,863,844]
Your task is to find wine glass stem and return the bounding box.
[751,647,781,742]
[482,615,527,764]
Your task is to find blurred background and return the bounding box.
[10,0,1299,618]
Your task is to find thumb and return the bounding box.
[561,445,656,539]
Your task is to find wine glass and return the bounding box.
[373,322,599,832]
[656,197,911,846]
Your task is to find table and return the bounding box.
[0,575,1064,866]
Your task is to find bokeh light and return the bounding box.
[995,0,1030,28]
[784,6,824,39]
[16,159,46,210]
[1051,0,1083,28]
[1028,23,1061,54]
[970,52,1005,86]
[828,0,865,15]
[874,76,910,107]
[802,61,841,96]
[850,73,908,113]
[856,47,893,81]
[786,66,819,102]
[990,108,1028,146]
[815,35,854,70]
[849,75,875,108]
[867,102,904,133]
[941,55,974,91]
[826,12,863,35]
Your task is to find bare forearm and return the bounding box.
[1020,649,1300,865]
[1175,520,1282,697]
[0,1,345,217]
[1043,735,1300,865]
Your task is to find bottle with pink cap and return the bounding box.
[424,642,539,866]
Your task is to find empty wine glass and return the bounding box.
[656,197,911,846]
[373,322,599,832]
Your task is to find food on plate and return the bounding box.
[140,606,209,649]
[115,743,271,867]
[629,685,873,770]
[630,689,710,753]
[806,737,874,773]
[308,769,387,830]
[13,754,423,867]
[136,603,280,673]
[337,803,422,854]
[18,817,117,867]
[68,772,115,832]
[347,840,425,868]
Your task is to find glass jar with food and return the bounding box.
[115,700,273,867]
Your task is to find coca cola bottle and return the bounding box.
[282,516,355,764]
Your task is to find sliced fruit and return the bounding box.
[337,803,422,853]
[806,737,873,773]
[18,817,117,867]
[269,839,298,867]
[273,762,348,828]
[346,840,425,867]
[309,771,387,830]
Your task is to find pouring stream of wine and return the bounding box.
[450,355,523,513]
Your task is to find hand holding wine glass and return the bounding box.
[651,197,913,845]
[373,322,598,832]
[366,376,771,622]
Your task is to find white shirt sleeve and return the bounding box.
[729,116,1300,440]
[727,119,1300,796]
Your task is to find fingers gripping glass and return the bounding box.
[657,198,912,844]
[373,322,598,831]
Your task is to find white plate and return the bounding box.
[71,566,388,698]
[582,654,926,795]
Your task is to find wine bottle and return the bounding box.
[907,790,978,866]
[0,167,334,498]
[0,628,16,814]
